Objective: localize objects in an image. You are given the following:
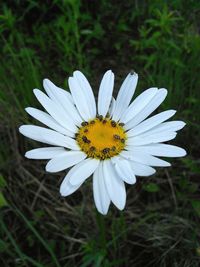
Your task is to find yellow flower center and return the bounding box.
[75,116,127,160]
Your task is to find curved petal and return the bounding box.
[141,121,186,136]
[46,151,86,172]
[125,89,168,130]
[129,161,156,176]
[127,110,176,137]
[120,87,158,123]
[112,72,138,121]
[69,158,100,185]
[128,144,187,157]
[25,107,73,137]
[43,79,83,126]
[33,89,77,133]
[19,125,79,150]
[103,160,126,210]
[109,97,116,117]
[43,78,74,104]
[112,157,136,184]
[121,150,170,167]
[93,163,110,215]
[98,70,114,117]
[60,174,83,197]
[127,132,177,146]
[73,71,96,118]
[25,147,66,159]
[68,77,93,121]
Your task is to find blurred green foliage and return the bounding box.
[0,0,200,266]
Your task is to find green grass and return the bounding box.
[0,0,200,266]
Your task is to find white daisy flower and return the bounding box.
[19,70,186,215]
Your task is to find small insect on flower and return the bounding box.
[19,70,186,215]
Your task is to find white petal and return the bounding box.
[68,77,93,121]
[112,157,136,184]
[121,150,170,167]
[25,147,66,159]
[127,110,176,137]
[33,89,77,133]
[43,78,74,105]
[103,160,126,210]
[109,97,116,117]
[25,107,73,137]
[127,132,177,146]
[112,72,138,121]
[69,158,100,185]
[46,151,86,172]
[43,79,83,126]
[125,89,168,130]
[98,70,114,117]
[19,125,79,150]
[129,161,156,176]
[93,163,110,215]
[120,87,158,123]
[141,121,186,136]
[128,144,187,157]
[73,71,96,118]
[60,174,82,197]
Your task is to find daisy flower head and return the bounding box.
[19,70,186,215]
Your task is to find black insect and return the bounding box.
[113,134,120,140]
[82,136,91,144]
[111,120,116,127]
[81,121,88,126]
[102,148,110,154]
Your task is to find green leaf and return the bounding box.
[0,192,8,207]
[0,175,7,188]
[191,200,200,217]
[143,183,160,193]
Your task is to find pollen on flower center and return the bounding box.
[75,116,127,159]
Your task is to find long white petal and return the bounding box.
[120,87,158,123]
[25,147,66,159]
[60,174,82,197]
[19,125,79,150]
[129,161,156,176]
[103,160,126,210]
[73,71,96,118]
[25,107,73,137]
[125,89,168,130]
[141,121,186,137]
[127,110,176,137]
[46,151,86,172]
[121,150,170,167]
[69,158,100,185]
[93,163,110,215]
[109,97,116,117]
[127,132,177,146]
[68,77,93,121]
[43,79,83,126]
[33,89,77,133]
[112,157,136,184]
[43,78,74,105]
[112,72,138,121]
[98,70,114,117]
[128,144,187,157]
